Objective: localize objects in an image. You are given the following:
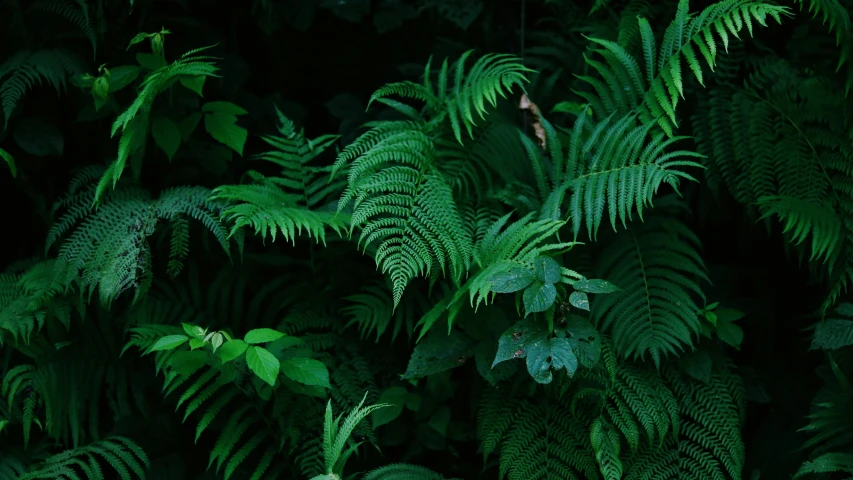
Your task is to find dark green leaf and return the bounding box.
[169,350,208,376]
[151,117,181,160]
[488,264,534,293]
[202,101,248,116]
[204,113,247,155]
[574,278,620,294]
[569,291,589,311]
[372,386,407,428]
[523,281,557,315]
[533,256,561,284]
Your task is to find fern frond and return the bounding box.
[49,171,233,305]
[579,0,789,135]
[368,51,534,143]
[32,0,98,58]
[336,123,473,307]
[18,436,149,480]
[591,216,708,366]
[0,49,85,129]
[212,108,347,244]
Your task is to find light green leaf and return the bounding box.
[151,117,181,160]
[202,101,248,115]
[533,256,561,284]
[569,291,589,311]
[149,335,189,352]
[244,328,286,344]
[0,148,15,177]
[188,338,205,350]
[204,112,247,155]
[245,346,280,387]
[487,264,534,293]
[182,323,203,338]
[372,386,407,428]
[179,75,206,96]
[523,281,557,315]
[280,357,331,388]
[218,339,248,363]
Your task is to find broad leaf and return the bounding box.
[149,335,189,352]
[204,112,247,155]
[151,117,181,160]
[280,357,331,388]
[533,256,561,283]
[244,328,286,344]
[218,339,248,363]
[523,281,557,315]
[488,264,534,293]
[246,346,281,387]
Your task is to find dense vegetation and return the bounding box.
[2,0,853,478]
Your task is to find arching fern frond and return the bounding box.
[0,49,85,129]
[212,108,347,244]
[563,111,704,240]
[49,169,233,305]
[32,0,98,58]
[368,50,534,143]
[591,215,708,366]
[18,436,149,480]
[578,0,789,135]
[335,123,473,307]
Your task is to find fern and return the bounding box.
[578,0,789,135]
[591,214,708,366]
[368,50,534,144]
[0,49,85,129]
[32,0,98,58]
[334,121,473,307]
[212,107,347,244]
[18,436,149,480]
[48,168,234,305]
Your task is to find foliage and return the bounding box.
[1,0,852,479]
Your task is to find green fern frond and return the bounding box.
[579,0,789,135]
[32,0,98,58]
[362,463,459,480]
[49,171,233,305]
[368,50,534,143]
[591,216,708,366]
[795,452,853,478]
[498,399,598,480]
[792,0,851,41]
[0,49,85,129]
[564,111,704,240]
[18,436,149,480]
[757,195,842,263]
[336,123,473,307]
